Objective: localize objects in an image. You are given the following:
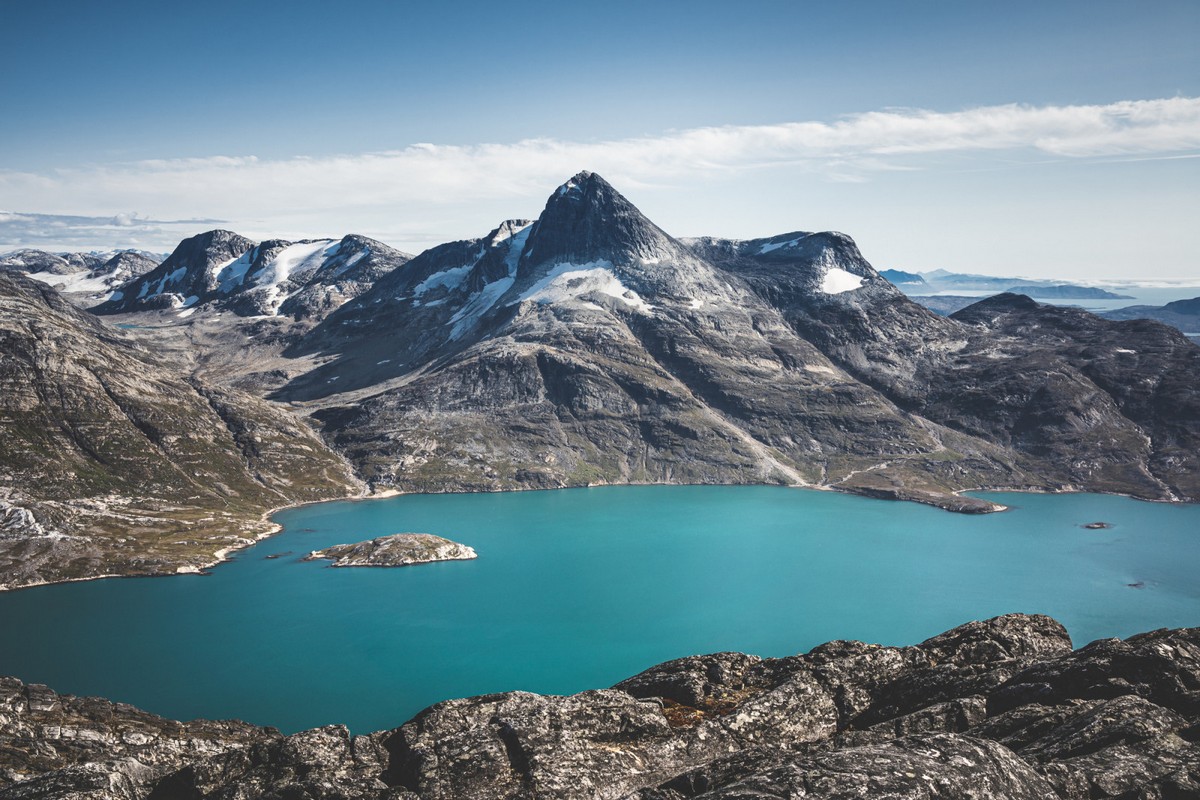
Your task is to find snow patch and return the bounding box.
[414,263,474,297]
[820,268,865,295]
[445,227,532,339]
[252,240,340,314]
[331,248,368,277]
[448,276,515,339]
[25,270,113,295]
[688,299,704,310]
[520,262,654,314]
[178,307,197,318]
[1115,348,1136,354]
[758,236,806,255]
[215,252,253,293]
[491,221,532,244]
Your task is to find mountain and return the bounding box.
[0,272,358,589]
[262,172,1199,511]
[1102,296,1200,343]
[0,248,161,301]
[909,271,1132,300]
[92,230,411,319]
[879,268,927,286]
[1005,284,1133,300]
[3,614,1198,798]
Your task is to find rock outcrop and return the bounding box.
[304,533,477,567]
[1,614,1197,798]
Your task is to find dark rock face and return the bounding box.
[2,615,1197,798]
[94,230,256,314]
[0,272,358,589]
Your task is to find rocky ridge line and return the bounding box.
[1,614,1197,798]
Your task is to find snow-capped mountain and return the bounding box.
[11,171,1197,520]
[267,171,1199,512]
[0,248,161,300]
[92,231,411,319]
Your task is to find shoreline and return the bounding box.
[0,480,1190,594]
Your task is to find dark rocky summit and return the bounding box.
[2,614,1197,798]
[304,533,477,567]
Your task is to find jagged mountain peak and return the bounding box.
[520,171,684,272]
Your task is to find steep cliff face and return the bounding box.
[0,273,358,589]
[2,615,1197,799]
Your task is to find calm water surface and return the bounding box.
[0,486,1197,733]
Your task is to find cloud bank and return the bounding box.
[2,97,1197,252]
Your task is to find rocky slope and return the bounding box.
[0,272,359,589]
[304,533,477,567]
[1,614,1196,798]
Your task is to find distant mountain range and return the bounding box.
[1,171,1198,588]
[92,231,411,319]
[0,248,163,300]
[880,268,1134,300]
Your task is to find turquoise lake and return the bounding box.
[0,486,1197,734]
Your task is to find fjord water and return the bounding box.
[1,487,1197,734]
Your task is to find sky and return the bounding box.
[1,0,1197,281]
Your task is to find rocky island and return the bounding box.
[1,614,1197,798]
[303,533,477,568]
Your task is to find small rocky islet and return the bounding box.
[302,533,477,568]
[1,614,1198,798]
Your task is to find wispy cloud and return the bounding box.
[0,212,224,252]
[2,97,1197,252]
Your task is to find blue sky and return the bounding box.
[2,0,1198,280]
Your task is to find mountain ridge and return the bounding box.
[2,614,1197,798]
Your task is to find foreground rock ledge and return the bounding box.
[303,533,477,568]
[2,614,1198,799]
